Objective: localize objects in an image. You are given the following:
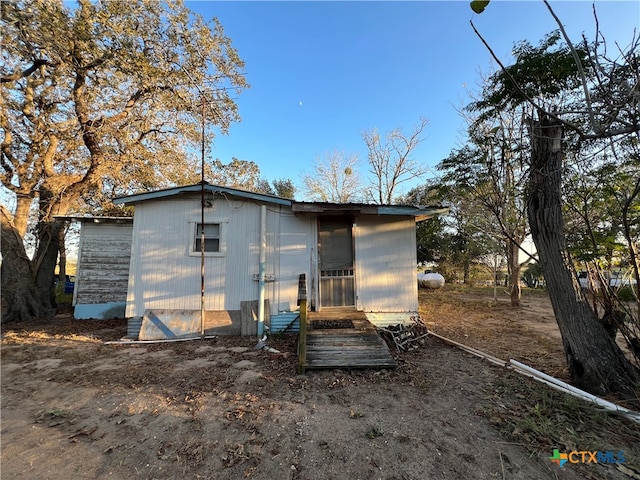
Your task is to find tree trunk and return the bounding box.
[507,239,521,306]
[57,224,67,288]
[13,193,33,239]
[527,113,640,398]
[621,202,640,320]
[33,219,63,310]
[0,205,54,323]
[33,189,67,311]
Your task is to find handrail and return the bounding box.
[297,299,307,374]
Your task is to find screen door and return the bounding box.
[318,217,355,308]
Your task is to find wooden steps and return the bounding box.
[300,310,396,371]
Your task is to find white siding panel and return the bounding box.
[355,216,418,312]
[276,212,312,312]
[125,196,288,317]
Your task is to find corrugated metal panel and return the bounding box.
[355,216,418,312]
[127,316,143,338]
[74,302,126,320]
[270,312,300,333]
[127,198,231,316]
[276,212,312,312]
[138,309,202,340]
[366,312,417,327]
[75,223,133,305]
[125,197,300,318]
[114,183,292,206]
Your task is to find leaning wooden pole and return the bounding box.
[200,96,206,339]
[297,299,307,374]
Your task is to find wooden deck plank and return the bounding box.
[307,338,383,344]
[302,311,396,370]
[305,359,396,369]
[307,341,387,349]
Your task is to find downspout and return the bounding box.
[258,204,266,336]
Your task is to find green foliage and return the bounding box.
[1,0,249,215]
[412,172,503,285]
[617,286,635,302]
[468,31,587,121]
[405,182,451,264]
[415,217,446,264]
[365,425,384,439]
[209,158,262,190]
[522,262,544,288]
[54,287,73,307]
[0,0,250,322]
[272,178,296,199]
[249,177,296,199]
[479,372,639,472]
[465,4,640,393]
[470,1,490,14]
[565,155,639,271]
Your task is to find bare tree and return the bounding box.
[439,101,533,306]
[302,151,363,203]
[363,118,430,204]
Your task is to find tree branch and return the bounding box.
[470,19,584,136]
[0,59,51,84]
[542,0,599,134]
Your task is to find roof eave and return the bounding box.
[54,215,134,224]
[291,202,449,219]
[113,184,292,206]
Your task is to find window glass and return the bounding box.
[194,223,220,253]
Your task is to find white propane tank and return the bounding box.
[417,272,445,289]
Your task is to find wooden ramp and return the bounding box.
[299,309,396,372]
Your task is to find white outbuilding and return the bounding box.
[112,183,446,337]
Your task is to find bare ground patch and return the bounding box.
[2,290,639,480]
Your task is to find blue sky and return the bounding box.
[186,1,639,197]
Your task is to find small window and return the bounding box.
[194,223,220,253]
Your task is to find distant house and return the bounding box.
[112,183,446,337]
[59,216,133,319]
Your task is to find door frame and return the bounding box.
[317,216,356,310]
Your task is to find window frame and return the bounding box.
[189,221,225,257]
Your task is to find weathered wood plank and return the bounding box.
[306,356,394,363]
[307,346,388,353]
[79,258,132,265]
[240,299,270,336]
[305,360,396,369]
[306,335,384,343]
[302,313,396,370]
[241,300,258,336]
[298,299,308,374]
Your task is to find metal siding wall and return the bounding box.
[355,216,418,312]
[265,207,281,314]
[127,199,217,316]
[223,198,256,309]
[125,196,287,317]
[125,214,141,317]
[276,212,312,312]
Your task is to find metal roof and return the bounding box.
[54,215,133,223]
[291,202,448,221]
[112,183,449,220]
[112,182,292,206]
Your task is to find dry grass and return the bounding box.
[419,285,570,379]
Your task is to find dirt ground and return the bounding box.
[2,286,639,480]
